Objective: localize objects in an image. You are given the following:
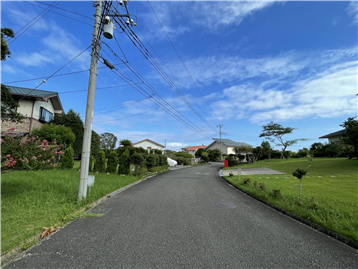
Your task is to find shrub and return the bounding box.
[259,183,267,191]
[228,159,239,167]
[243,178,251,184]
[91,130,100,157]
[146,154,157,169]
[272,187,281,197]
[201,155,209,163]
[51,109,84,154]
[176,157,184,165]
[131,153,146,175]
[158,155,166,166]
[118,149,130,175]
[106,150,118,173]
[176,152,193,158]
[229,172,233,177]
[253,181,257,188]
[133,166,148,176]
[60,146,74,169]
[1,132,62,171]
[31,123,75,148]
[195,148,205,158]
[93,150,106,173]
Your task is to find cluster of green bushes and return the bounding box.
[90,147,169,176]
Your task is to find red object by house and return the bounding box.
[224,160,228,168]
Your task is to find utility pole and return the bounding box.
[217,124,223,161]
[78,0,102,201]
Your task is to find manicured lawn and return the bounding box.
[224,158,358,242]
[1,161,142,254]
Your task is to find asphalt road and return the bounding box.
[5,163,358,268]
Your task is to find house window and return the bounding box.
[147,147,151,153]
[40,107,53,123]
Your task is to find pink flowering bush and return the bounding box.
[1,128,64,171]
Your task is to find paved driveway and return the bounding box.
[4,163,357,268]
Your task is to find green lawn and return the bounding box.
[224,158,358,242]
[1,161,142,254]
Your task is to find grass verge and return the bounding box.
[1,162,142,255]
[223,158,358,242]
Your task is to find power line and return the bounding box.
[111,12,217,133]
[9,1,61,45]
[18,44,91,102]
[34,1,93,19]
[3,63,125,84]
[23,1,93,26]
[146,0,221,124]
[93,106,160,123]
[57,83,142,95]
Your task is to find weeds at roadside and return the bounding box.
[259,182,267,191]
[243,178,251,184]
[253,181,257,188]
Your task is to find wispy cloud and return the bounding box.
[139,1,274,42]
[210,53,357,124]
[346,1,358,26]
[190,1,275,30]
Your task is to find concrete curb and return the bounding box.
[219,169,358,250]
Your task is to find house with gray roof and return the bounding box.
[206,138,252,155]
[1,85,64,136]
[319,129,346,144]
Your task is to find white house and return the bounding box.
[1,85,64,136]
[132,139,165,153]
[319,130,346,144]
[206,138,252,155]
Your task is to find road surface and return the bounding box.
[4,163,358,268]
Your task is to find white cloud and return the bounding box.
[347,1,358,26]
[211,58,357,124]
[190,1,275,30]
[139,1,275,42]
[16,51,57,67]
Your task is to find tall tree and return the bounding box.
[51,109,84,154]
[259,121,307,158]
[1,85,25,123]
[100,132,118,149]
[340,117,358,159]
[1,27,14,61]
[261,141,272,159]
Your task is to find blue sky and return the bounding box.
[1,1,357,151]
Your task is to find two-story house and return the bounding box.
[1,85,64,136]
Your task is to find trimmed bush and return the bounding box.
[131,153,146,175]
[31,123,75,147]
[146,154,157,169]
[60,146,74,169]
[106,150,118,173]
[201,155,209,163]
[133,166,148,176]
[118,149,131,175]
[93,150,106,173]
[176,152,193,158]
